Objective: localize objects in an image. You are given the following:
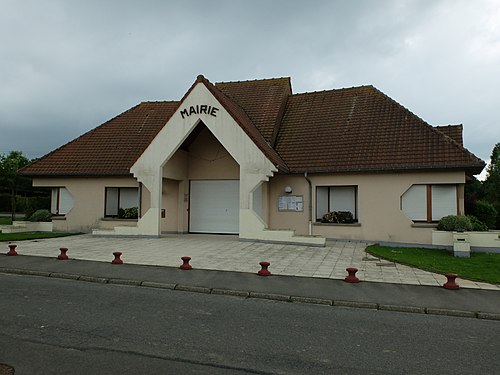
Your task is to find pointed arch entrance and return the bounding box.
[161,121,241,234]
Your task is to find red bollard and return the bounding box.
[111,252,123,264]
[257,261,272,276]
[344,267,360,283]
[6,243,18,256]
[57,247,69,260]
[443,273,460,290]
[180,256,192,270]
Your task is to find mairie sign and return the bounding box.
[180,105,219,119]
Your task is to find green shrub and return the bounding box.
[474,200,497,229]
[17,196,51,220]
[321,211,355,224]
[466,215,489,231]
[29,209,52,222]
[118,207,138,219]
[437,215,473,232]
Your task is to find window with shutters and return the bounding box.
[105,187,139,217]
[401,184,457,222]
[51,187,74,215]
[316,186,357,222]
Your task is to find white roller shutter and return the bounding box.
[432,185,457,221]
[59,188,74,215]
[402,185,427,221]
[189,180,239,234]
[330,186,356,218]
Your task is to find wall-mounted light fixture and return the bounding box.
[284,186,292,194]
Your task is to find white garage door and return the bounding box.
[189,180,239,234]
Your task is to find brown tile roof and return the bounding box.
[20,101,178,176]
[274,86,484,174]
[20,76,485,177]
[434,125,463,146]
[199,76,288,170]
[215,78,291,142]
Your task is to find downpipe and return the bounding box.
[304,171,313,236]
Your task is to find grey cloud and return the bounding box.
[0,0,498,166]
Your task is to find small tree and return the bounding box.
[464,176,484,215]
[0,151,31,221]
[483,143,500,228]
[474,200,497,229]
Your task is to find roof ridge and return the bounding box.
[435,124,462,128]
[215,77,291,85]
[141,100,179,104]
[291,85,375,97]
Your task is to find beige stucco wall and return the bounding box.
[268,171,466,245]
[33,158,466,245]
[32,176,139,233]
[188,127,239,180]
[161,178,179,233]
[268,175,310,234]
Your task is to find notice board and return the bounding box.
[278,195,304,212]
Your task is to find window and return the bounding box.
[51,187,74,215]
[105,187,139,217]
[316,186,357,221]
[401,184,457,222]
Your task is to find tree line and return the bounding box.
[0,151,50,221]
[465,143,500,229]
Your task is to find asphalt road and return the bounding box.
[0,273,498,375]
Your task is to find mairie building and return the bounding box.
[20,75,485,246]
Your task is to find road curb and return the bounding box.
[378,304,426,314]
[79,275,109,283]
[477,312,500,321]
[1,268,52,277]
[175,284,212,294]
[109,278,142,286]
[334,300,378,309]
[425,308,477,319]
[249,291,291,302]
[1,267,498,321]
[290,296,332,305]
[141,281,177,290]
[49,272,80,280]
[212,288,250,297]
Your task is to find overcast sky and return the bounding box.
[1,0,499,178]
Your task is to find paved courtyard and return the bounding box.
[5,234,499,290]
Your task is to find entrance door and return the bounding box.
[189,180,239,234]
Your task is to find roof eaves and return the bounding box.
[288,162,486,175]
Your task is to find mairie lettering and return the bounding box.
[180,105,219,119]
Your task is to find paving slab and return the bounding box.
[4,234,499,291]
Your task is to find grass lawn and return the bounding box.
[0,217,12,225]
[366,245,500,284]
[0,232,80,242]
